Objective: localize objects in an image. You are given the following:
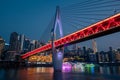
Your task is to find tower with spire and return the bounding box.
[92,39,98,54]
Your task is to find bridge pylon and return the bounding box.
[51,6,64,72]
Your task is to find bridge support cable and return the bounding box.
[60,0,120,36]
[40,16,55,43]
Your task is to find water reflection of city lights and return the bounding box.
[62,62,96,73]
[73,63,85,72]
[62,62,72,72]
[85,64,95,73]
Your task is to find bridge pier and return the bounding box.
[51,6,64,72]
[52,48,64,72]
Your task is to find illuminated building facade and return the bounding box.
[0,36,5,59]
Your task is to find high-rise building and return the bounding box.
[96,52,100,63]
[99,51,105,62]
[115,49,120,62]
[9,32,20,52]
[108,47,115,62]
[19,35,31,54]
[8,32,20,60]
[30,40,40,50]
[34,40,40,49]
[19,34,25,51]
[0,43,9,60]
[24,38,31,52]
[83,46,89,62]
[92,39,98,54]
[0,36,5,59]
[89,53,96,62]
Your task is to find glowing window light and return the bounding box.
[62,62,72,72]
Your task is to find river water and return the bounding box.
[0,65,120,80]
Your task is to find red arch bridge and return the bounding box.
[21,13,120,59]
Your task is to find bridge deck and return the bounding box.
[21,13,120,59]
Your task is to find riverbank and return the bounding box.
[0,61,52,68]
[0,61,120,68]
[0,61,26,68]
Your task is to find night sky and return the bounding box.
[0,0,120,51]
[0,0,80,41]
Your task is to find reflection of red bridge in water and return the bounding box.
[21,13,120,59]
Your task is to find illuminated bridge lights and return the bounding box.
[21,13,120,59]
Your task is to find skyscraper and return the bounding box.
[30,40,40,50]
[0,36,5,59]
[19,35,31,53]
[92,39,98,54]
[83,46,89,62]
[9,32,20,52]
[24,38,31,52]
[19,34,25,51]
[108,47,115,62]
[8,32,20,61]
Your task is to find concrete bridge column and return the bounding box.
[51,6,64,72]
[52,48,64,72]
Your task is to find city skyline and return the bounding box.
[1,31,120,52]
[0,0,120,51]
[0,1,120,80]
